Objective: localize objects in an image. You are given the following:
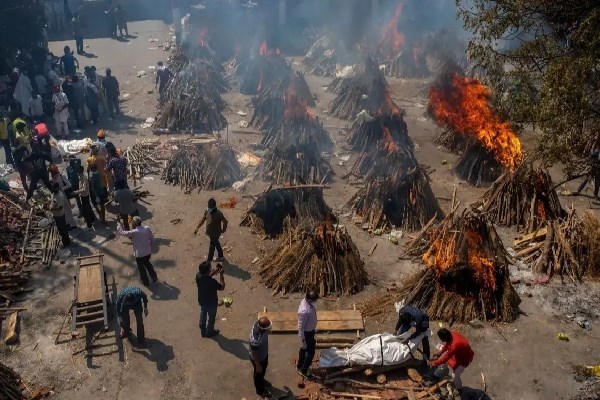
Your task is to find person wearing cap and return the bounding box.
[94,130,107,156]
[48,165,77,229]
[297,290,319,379]
[249,316,273,398]
[195,261,225,338]
[72,165,96,228]
[33,123,51,155]
[87,144,108,190]
[52,85,70,137]
[193,198,228,262]
[46,182,71,247]
[117,216,158,286]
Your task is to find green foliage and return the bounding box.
[456,0,600,174]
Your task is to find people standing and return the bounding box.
[70,75,86,127]
[72,12,84,54]
[13,69,33,117]
[48,165,77,229]
[0,115,13,166]
[155,61,173,99]
[115,4,128,37]
[193,198,228,262]
[47,182,71,247]
[94,130,108,156]
[13,120,33,192]
[29,90,45,122]
[60,46,79,77]
[195,261,225,337]
[428,328,474,393]
[24,140,52,201]
[116,287,148,344]
[88,163,107,223]
[576,148,600,199]
[73,166,96,228]
[53,85,70,137]
[297,290,318,379]
[113,180,137,229]
[395,305,431,360]
[85,76,100,125]
[249,316,273,399]
[66,157,84,217]
[102,68,120,119]
[105,3,118,38]
[105,143,127,188]
[117,216,158,286]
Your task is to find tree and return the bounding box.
[456,0,600,175]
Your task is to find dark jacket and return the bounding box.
[395,305,429,339]
[195,273,223,307]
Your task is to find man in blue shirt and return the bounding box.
[116,287,149,344]
[60,46,78,76]
[395,305,430,359]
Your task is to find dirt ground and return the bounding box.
[2,19,599,400]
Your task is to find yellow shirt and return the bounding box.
[0,119,8,140]
[12,118,32,150]
[87,155,108,187]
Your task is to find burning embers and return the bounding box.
[362,212,520,322]
[429,72,524,185]
[239,41,290,95]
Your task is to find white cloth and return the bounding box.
[53,92,70,122]
[29,96,44,117]
[35,74,48,95]
[14,74,33,116]
[319,332,425,368]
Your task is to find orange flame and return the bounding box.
[259,41,267,56]
[429,73,523,170]
[382,126,399,152]
[197,27,208,47]
[284,94,312,121]
[536,202,547,220]
[382,2,405,52]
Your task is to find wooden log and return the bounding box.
[4,311,19,344]
[326,365,368,379]
[329,393,383,399]
[325,377,413,391]
[317,335,357,343]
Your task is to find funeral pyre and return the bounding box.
[0,363,26,399]
[235,42,291,96]
[258,218,368,296]
[241,186,335,237]
[257,91,333,185]
[328,58,390,120]
[512,210,600,282]
[162,140,242,193]
[345,98,442,232]
[428,72,523,186]
[474,164,565,231]
[154,58,228,133]
[360,212,521,323]
[303,36,338,77]
[249,70,315,132]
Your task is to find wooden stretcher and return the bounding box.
[72,254,110,331]
[258,305,365,333]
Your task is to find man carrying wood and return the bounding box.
[297,290,318,379]
[249,316,273,399]
[428,328,474,393]
[195,261,225,338]
[116,287,149,345]
[395,305,430,359]
[194,198,228,262]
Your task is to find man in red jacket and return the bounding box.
[428,328,474,391]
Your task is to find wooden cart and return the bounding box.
[72,254,110,331]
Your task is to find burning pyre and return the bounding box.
[476,164,565,231]
[360,212,521,323]
[237,42,291,96]
[258,219,368,297]
[155,59,228,133]
[241,186,335,237]
[429,72,523,185]
[162,140,242,193]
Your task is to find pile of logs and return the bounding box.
[239,52,291,95]
[433,127,468,153]
[512,210,600,281]
[162,140,242,193]
[475,164,565,231]
[124,139,164,183]
[348,112,409,153]
[0,363,26,399]
[154,59,228,134]
[0,194,29,264]
[258,143,333,185]
[258,219,368,296]
[303,36,337,77]
[361,211,521,322]
[241,186,335,237]
[455,142,504,186]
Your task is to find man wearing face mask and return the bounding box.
[297,290,319,380]
[193,198,228,262]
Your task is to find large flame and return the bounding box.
[382,126,399,152]
[429,73,523,170]
[382,2,405,53]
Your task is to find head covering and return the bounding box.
[132,216,142,227]
[34,123,49,137]
[48,165,59,176]
[97,129,105,138]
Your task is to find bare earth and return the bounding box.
[1,19,598,400]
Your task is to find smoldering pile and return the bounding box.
[238,44,291,96]
[303,36,337,77]
[155,59,229,133]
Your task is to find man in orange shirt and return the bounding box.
[428,328,474,392]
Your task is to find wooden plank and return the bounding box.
[258,310,363,322]
[75,317,105,328]
[77,265,102,303]
[4,311,18,344]
[513,227,548,247]
[262,318,364,332]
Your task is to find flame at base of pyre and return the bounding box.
[241,186,335,237]
[361,212,520,322]
[455,142,504,186]
[238,42,290,96]
[477,163,565,231]
[258,219,368,297]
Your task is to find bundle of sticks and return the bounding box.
[326,76,349,94]
[241,186,335,237]
[361,211,521,322]
[512,210,600,281]
[239,53,291,95]
[0,363,26,399]
[374,45,429,79]
[475,164,565,231]
[155,59,228,133]
[223,50,248,89]
[303,36,337,77]
[258,219,368,296]
[162,141,242,193]
[0,194,30,264]
[433,127,468,153]
[124,139,164,182]
[455,142,504,186]
[258,143,333,185]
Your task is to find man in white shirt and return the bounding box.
[47,183,71,247]
[29,90,44,122]
[52,85,70,137]
[116,216,158,286]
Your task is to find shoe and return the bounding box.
[205,329,220,338]
[214,256,225,262]
[257,390,272,399]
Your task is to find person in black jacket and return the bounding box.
[25,139,52,201]
[195,261,225,338]
[395,305,430,359]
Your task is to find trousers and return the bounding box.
[251,356,269,395]
[54,215,71,246]
[74,34,84,53]
[79,195,96,227]
[106,95,120,118]
[398,324,431,359]
[207,236,223,262]
[199,303,217,337]
[135,254,157,285]
[297,330,316,372]
[55,119,69,137]
[577,174,600,197]
[119,308,145,342]
[26,169,51,200]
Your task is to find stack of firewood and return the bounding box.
[258,143,333,185]
[239,52,291,95]
[241,186,335,237]
[0,194,29,264]
[162,141,242,193]
[303,36,337,77]
[455,142,504,186]
[258,219,368,296]
[155,59,228,133]
[125,139,164,182]
[0,363,26,399]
